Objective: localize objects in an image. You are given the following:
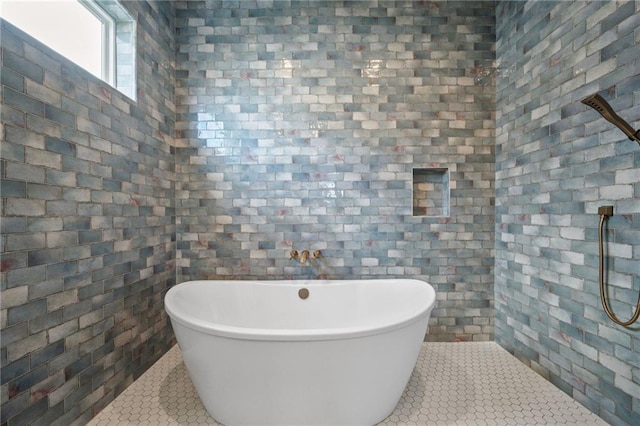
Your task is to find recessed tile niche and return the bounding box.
[413,168,450,217]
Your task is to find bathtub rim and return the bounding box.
[165,279,436,342]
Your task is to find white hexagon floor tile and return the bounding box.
[87,342,608,426]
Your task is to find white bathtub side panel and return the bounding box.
[171,317,429,426]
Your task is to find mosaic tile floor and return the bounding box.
[88,342,607,426]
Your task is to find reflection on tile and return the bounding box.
[88,342,607,426]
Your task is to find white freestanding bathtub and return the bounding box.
[164,279,436,426]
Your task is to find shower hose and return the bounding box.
[598,213,640,327]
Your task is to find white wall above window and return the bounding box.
[1,0,136,100]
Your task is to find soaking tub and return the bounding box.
[164,279,436,426]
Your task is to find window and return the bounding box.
[1,0,136,99]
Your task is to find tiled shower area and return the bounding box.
[1,1,638,425]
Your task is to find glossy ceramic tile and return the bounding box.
[88,342,607,426]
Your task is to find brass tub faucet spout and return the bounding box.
[289,249,321,264]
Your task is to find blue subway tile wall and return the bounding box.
[495,1,639,425]
[174,0,496,342]
[0,1,176,424]
[8,1,637,425]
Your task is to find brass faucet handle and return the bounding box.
[312,250,322,259]
[290,250,299,259]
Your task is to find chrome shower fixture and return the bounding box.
[581,94,640,145]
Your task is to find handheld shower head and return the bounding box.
[581,94,640,144]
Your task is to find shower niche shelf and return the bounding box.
[412,167,450,217]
